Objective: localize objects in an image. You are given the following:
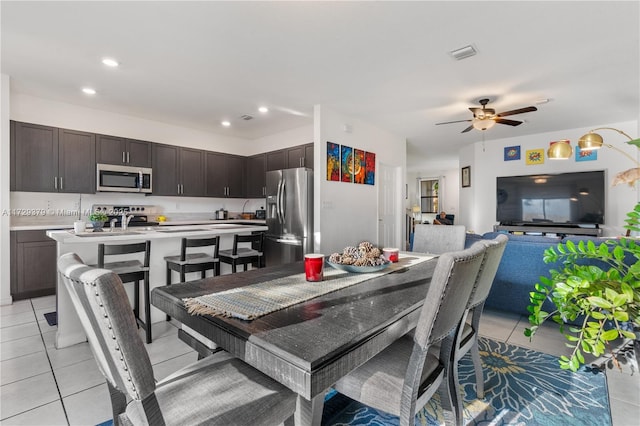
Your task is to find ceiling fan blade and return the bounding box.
[495,118,523,126]
[435,119,472,125]
[496,106,537,117]
[461,125,474,133]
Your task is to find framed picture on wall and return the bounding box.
[461,166,471,188]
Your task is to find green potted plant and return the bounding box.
[88,211,108,232]
[525,202,640,373]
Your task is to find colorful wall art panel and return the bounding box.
[576,146,598,162]
[504,145,521,161]
[353,149,366,184]
[341,145,353,182]
[326,142,340,181]
[365,152,376,185]
[525,149,544,165]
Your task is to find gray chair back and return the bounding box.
[468,234,508,308]
[58,253,156,402]
[412,224,466,255]
[413,242,486,349]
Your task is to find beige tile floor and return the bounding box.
[1,295,638,425]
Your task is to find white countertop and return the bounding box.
[11,218,266,231]
[46,223,268,243]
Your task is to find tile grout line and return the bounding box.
[32,300,71,426]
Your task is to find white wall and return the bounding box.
[248,124,313,156]
[460,120,640,236]
[1,75,12,305]
[313,105,406,254]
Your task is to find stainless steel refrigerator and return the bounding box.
[265,168,313,266]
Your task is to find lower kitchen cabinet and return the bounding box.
[11,231,57,300]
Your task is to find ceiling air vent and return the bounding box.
[240,114,254,121]
[449,45,477,60]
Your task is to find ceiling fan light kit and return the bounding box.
[472,118,496,131]
[436,98,537,133]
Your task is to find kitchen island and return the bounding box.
[47,223,267,348]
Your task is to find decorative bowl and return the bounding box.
[326,261,390,273]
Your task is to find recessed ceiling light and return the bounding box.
[258,106,269,113]
[101,58,119,67]
[82,87,96,95]
[221,121,231,127]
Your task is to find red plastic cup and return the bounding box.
[304,254,325,282]
[383,248,399,263]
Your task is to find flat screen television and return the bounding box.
[496,170,605,226]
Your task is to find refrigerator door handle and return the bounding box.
[276,178,283,224]
[280,178,286,223]
[274,238,302,246]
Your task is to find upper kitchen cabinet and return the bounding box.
[205,152,246,198]
[265,143,314,171]
[287,143,314,169]
[96,134,152,167]
[246,153,266,198]
[152,144,205,196]
[12,121,95,193]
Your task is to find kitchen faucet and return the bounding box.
[121,213,134,230]
[109,218,118,232]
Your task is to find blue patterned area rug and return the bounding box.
[96,338,610,426]
[322,338,611,426]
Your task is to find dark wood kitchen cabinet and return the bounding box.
[12,121,95,193]
[246,153,266,198]
[96,134,152,167]
[11,231,57,300]
[152,144,205,196]
[287,143,314,169]
[265,143,314,172]
[205,152,246,198]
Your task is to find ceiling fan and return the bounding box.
[436,98,537,133]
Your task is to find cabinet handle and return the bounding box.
[123,152,126,163]
[54,177,58,190]
[127,152,130,163]
[181,184,184,194]
[59,177,63,190]
[177,184,180,194]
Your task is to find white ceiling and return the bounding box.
[2,1,638,172]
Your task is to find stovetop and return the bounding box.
[92,204,157,216]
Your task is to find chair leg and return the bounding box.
[165,267,172,321]
[232,262,237,273]
[107,381,127,426]
[180,268,186,283]
[214,263,220,276]
[201,269,206,279]
[143,274,152,344]
[133,280,140,327]
[471,339,484,398]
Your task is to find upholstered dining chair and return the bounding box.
[412,224,466,255]
[58,253,296,426]
[453,234,508,411]
[332,242,487,426]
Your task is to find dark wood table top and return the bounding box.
[151,256,437,399]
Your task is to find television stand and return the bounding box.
[494,224,602,237]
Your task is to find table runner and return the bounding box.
[183,253,435,320]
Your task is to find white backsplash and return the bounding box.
[9,191,265,225]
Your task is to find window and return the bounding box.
[419,179,439,214]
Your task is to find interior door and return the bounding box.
[378,163,401,248]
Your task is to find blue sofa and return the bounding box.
[464,232,624,317]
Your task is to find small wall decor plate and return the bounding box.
[327,261,390,273]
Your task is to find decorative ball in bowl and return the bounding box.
[327,241,390,273]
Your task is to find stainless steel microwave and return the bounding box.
[96,163,152,193]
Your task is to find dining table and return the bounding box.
[150,253,438,425]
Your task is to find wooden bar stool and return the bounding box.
[97,240,152,343]
[164,236,220,321]
[219,232,265,273]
